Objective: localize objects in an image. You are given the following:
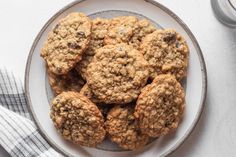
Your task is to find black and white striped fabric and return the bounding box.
[0,69,63,157]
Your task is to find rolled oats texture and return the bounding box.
[50,91,106,147]
[41,12,92,75]
[105,105,149,150]
[134,74,185,137]
[140,29,189,81]
[104,16,138,45]
[76,18,110,79]
[129,19,156,49]
[87,43,149,104]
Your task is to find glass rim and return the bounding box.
[229,0,236,11]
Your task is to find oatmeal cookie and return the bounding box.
[104,16,138,45]
[80,84,112,116]
[140,29,189,80]
[76,18,110,79]
[48,68,85,95]
[86,43,149,104]
[129,19,156,49]
[80,84,102,103]
[134,74,185,138]
[105,105,149,150]
[41,12,92,75]
[50,91,106,147]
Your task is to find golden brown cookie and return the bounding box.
[41,12,92,75]
[50,91,106,147]
[76,18,110,79]
[86,43,149,104]
[80,84,113,117]
[134,74,185,138]
[80,84,102,103]
[48,68,85,95]
[129,19,156,49]
[105,105,149,150]
[140,29,189,80]
[104,16,138,45]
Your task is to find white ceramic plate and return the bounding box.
[25,0,207,156]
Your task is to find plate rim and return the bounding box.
[24,0,207,156]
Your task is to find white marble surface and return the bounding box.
[0,0,236,156]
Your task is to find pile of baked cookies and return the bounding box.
[41,12,189,150]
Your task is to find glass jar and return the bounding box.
[211,0,236,28]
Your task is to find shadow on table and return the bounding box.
[169,92,210,157]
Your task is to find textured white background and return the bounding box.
[0,0,236,156]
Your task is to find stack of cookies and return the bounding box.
[41,12,189,150]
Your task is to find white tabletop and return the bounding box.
[0,0,236,157]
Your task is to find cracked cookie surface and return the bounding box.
[48,68,85,95]
[105,105,149,150]
[41,12,92,75]
[87,43,149,104]
[50,91,106,147]
[140,29,189,80]
[134,74,185,137]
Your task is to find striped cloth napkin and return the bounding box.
[0,69,63,157]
